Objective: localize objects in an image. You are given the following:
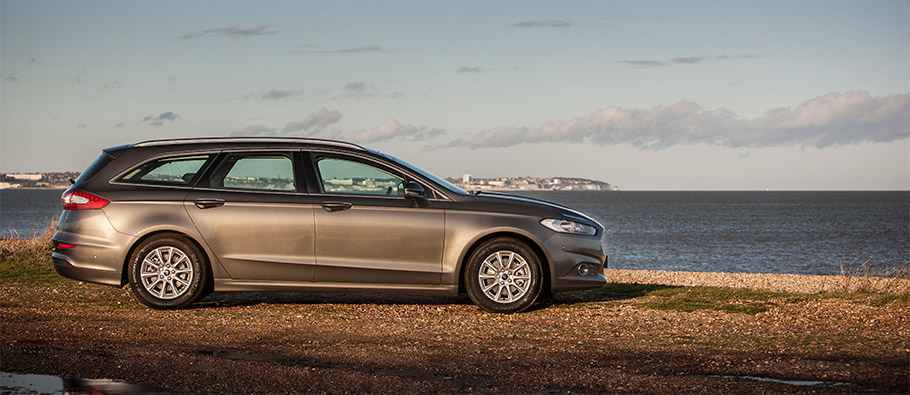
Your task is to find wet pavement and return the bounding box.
[1,372,177,394]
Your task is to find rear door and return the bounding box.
[185,151,316,281]
[306,152,445,285]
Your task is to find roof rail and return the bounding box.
[132,137,367,151]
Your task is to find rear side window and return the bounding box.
[209,153,295,192]
[119,155,212,186]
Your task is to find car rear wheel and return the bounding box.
[465,238,542,313]
[127,234,208,309]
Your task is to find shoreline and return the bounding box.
[606,268,910,294]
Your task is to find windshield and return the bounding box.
[376,152,468,195]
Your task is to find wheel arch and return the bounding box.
[120,229,213,294]
[455,230,553,295]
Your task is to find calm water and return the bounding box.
[2,189,907,275]
[513,191,909,275]
[0,189,65,237]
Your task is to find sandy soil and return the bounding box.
[2,273,908,394]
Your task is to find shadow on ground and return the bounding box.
[192,283,683,311]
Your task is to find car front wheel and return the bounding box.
[127,234,208,309]
[465,238,543,313]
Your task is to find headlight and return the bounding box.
[540,218,597,236]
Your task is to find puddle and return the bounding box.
[1,371,178,394]
[709,374,852,387]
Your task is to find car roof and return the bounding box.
[130,137,367,151]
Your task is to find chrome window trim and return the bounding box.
[307,191,448,202]
[190,186,308,197]
[108,181,198,190]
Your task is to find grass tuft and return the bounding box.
[0,222,55,262]
[639,286,786,315]
[594,283,683,299]
[838,256,910,294]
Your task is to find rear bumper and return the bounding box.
[52,209,132,287]
[52,253,122,287]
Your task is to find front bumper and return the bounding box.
[543,233,607,293]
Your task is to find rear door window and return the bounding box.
[209,153,296,192]
[119,155,212,186]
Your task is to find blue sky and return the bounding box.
[1,0,907,190]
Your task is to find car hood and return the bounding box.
[463,191,601,227]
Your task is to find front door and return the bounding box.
[309,154,445,285]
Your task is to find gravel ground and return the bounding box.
[2,270,908,394]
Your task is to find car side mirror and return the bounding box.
[403,182,428,206]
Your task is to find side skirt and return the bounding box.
[213,279,459,296]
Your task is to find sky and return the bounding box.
[1,0,908,190]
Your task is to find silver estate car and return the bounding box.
[53,138,607,313]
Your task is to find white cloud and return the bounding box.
[230,125,276,136]
[442,91,909,149]
[240,89,304,101]
[281,108,342,134]
[297,45,390,54]
[142,111,180,127]
[230,108,344,137]
[456,66,492,74]
[179,25,278,40]
[345,119,445,143]
[512,20,574,29]
[617,55,762,68]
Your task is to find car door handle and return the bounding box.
[193,198,225,209]
[321,201,353,212]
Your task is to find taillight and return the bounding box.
[61,190,110,210]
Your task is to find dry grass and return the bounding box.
[0,222,55,261]
[838,256,910,294]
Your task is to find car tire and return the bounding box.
[127,234,208,309]
[464,238,543,313]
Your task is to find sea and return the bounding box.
[1,188,907,276]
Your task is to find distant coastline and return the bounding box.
[1,172,78,189]
[2,172,620,191]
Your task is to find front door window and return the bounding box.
[315,157,404,196]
